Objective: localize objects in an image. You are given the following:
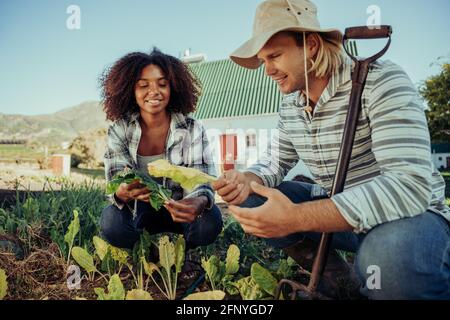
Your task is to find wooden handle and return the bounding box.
[344,25,392,39]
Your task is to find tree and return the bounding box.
[419,62,450,142]
[68,128,107,168]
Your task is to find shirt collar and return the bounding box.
[293,57,354,109]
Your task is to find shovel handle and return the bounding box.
[344,25,392,39]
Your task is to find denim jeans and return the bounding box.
[240,181,450,300]
[100,201,223,250]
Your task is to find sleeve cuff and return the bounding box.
[184,186,215,210]
[331,193,368,234]
[243,168,272,187]
[107,193,125,210]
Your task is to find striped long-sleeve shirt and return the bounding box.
[245,59,450,233]
[104,112,216,209]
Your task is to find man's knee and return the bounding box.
[355,214,450,299]
[240,181,314,209]
[99,205,140,249]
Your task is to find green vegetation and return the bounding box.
[419,62,450,142]
[0,180,289,300]
[106,169,172,211]
[0,144,45,163]
[148,159,217,191]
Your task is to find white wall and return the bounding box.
[431,152,450,170]
[199,114,312,179]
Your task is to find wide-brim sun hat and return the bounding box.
[230,0,343,69]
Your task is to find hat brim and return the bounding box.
[230,27,343,69]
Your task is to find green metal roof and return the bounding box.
[189,59,281,120]
[431,143,450,153]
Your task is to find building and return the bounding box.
[189,59,310,178]
[187,42,358,178]
[431,143,450,170]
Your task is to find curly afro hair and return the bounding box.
[99,48,201,122]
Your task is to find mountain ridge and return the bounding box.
[0,101,108,146]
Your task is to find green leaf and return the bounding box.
[225,244,240,275]
[107,274,125,300]
[94,274,125,300]
[235,276,268,300]
[126,289,153,300]
[109,245,129,265]
[71,247,97,273]
[183,290,226,300]
[287,256,297,267]
[64,210,80,247]
[201,255,221,290]
[174,236,185,274]
[149,195,164,211]
[251,263,278,297]
[94,288,107,300]
[105,181,120,195]
[93,236,109,261]
[141,258,160,276]
[159,235,175,275]
[148,159,217,191]
[222,274,239,296]
[276,259,294,280]
[0,268,7,300]
[105,169,172,211]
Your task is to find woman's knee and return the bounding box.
[99,205,140,249]
[186,205,223,248]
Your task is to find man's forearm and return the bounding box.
[294,198,353,233]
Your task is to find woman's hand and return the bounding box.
[164,196,208,223]
[115,179,151,203]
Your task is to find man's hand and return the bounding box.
[212,170,261,205]
[115,180,151,203]
[229,182,353,237]
[228,182,298,238]
[164,196,208,223]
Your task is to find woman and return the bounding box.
[99,48,222,250]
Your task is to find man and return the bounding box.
[212,0,450,299]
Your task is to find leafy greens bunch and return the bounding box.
[148,159,217,191]
[106,169,172,210]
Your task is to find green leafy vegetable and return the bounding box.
[251,262,278,297]
[71,246,97,273]
[148,159,216,191]
[201,255,221,291]
[235,276,267,300]
[0,268,7,300]
[126,289,153,300]
[93,236,109,261]
[94,274,125,300]
[64,210,80,265]
[225,244,240,275]
[183,290,226,300]
[201,244,241,295]
[106,168,172,211]
[142,235,186,300]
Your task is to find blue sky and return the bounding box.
[0,0,449,115]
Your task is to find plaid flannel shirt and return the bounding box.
[104,112,216,210]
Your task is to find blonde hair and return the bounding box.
[307,32,343,78]
[288,31,344,78]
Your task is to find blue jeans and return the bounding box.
[100,201,223,250]
[241,181,450,300]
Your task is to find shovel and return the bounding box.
[275,25,393,300]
